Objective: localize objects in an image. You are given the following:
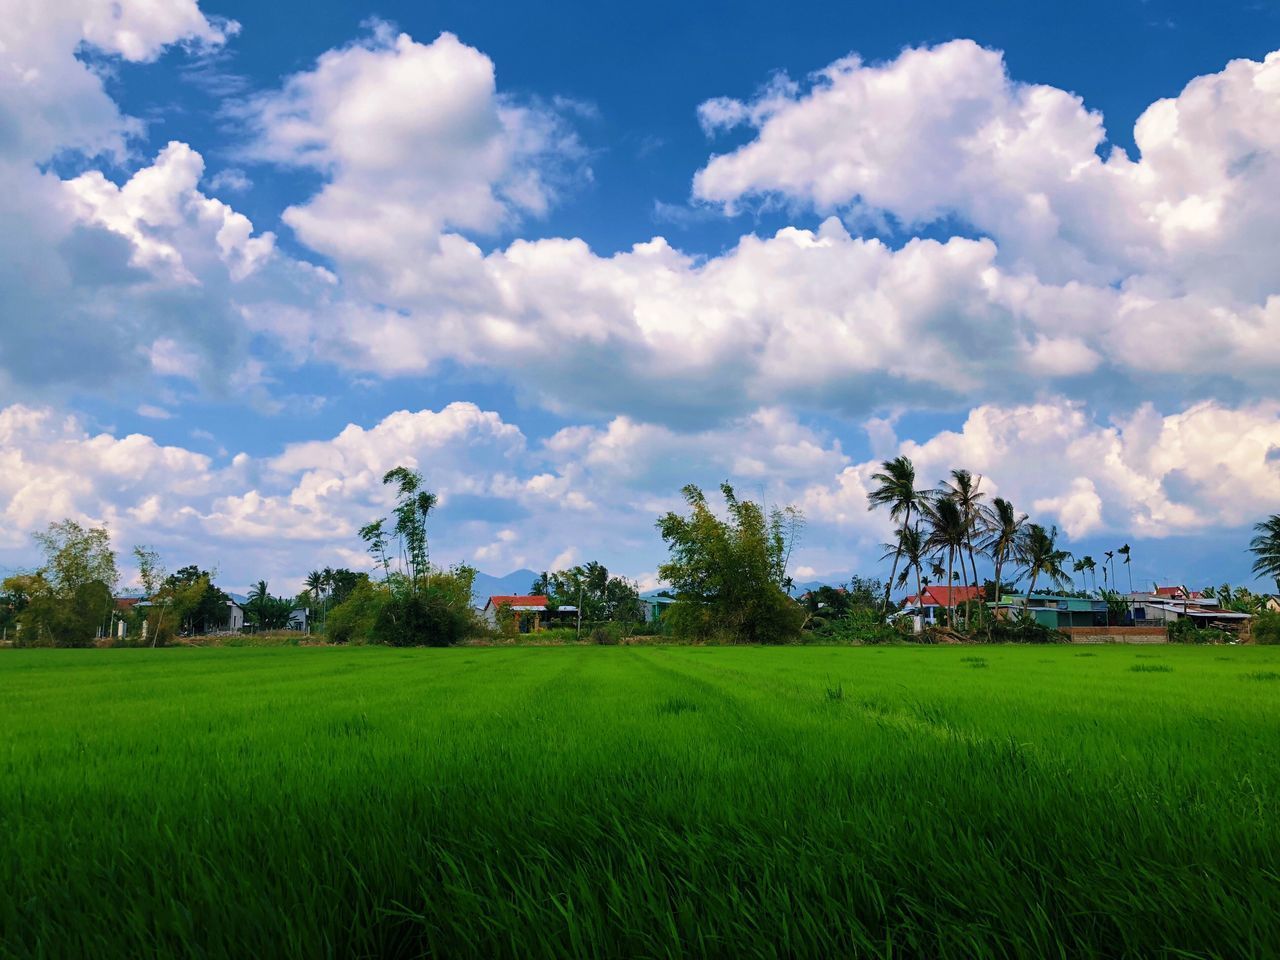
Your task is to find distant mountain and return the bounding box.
[639,576,853,601]
[470,568,541,608]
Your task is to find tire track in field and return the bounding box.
[636,647,1018,756]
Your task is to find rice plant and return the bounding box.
[1,644,1278,958]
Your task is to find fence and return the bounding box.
[1064,626,1169,644]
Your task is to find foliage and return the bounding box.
[1253,612,1280,645]
[808,606,902,645]
[1018,524,1073,598]
[325,580,387,644]
[656,483,806,644]
[32,519,118,597]
[1099,589,1131,625]
[866,456,928,612]
[532,562,642,622]
[325,566,478,646]
[361,467,438,590]
[1168,619,1235,645]
[0,580,27,637]
[985,614,1070,644]
[4,520,119,646]
[373,579,475,648]
[303,567,369,631]
[1250,515,1280,592]
[162,565,232,634]
[244,581,295,630]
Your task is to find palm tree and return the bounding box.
[881,525,927,620]
[1117,544,1133,592]
[1250,515,1280,592]
[1081,555,1097,594]
[1071,557,1087,593]
[922,496,969,629]
[1020,524,1073,601]
[1103,550,1115,592]
[867,456,928,613]
[980,497,1026,620]
[940,469,986,597]
[249,580,269,604]
[305,570,323,600]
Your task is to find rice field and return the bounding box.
[2,644,1279,958]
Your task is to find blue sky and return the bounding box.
[2,0,1280,595]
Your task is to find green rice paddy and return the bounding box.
[3,644,1279,958]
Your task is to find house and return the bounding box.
[225,592,248,632]
[1000,593,1109,629]
[900,585,985,624]
[482,595,551,632]
[1125,592,1252,629]
[1151,585,1204,601]
[641,595,676,624]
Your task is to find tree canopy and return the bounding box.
[656,483,805,644]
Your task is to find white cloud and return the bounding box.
[0,0,233,164]
[242,26,586,300]
[2,397,1277,594]
[801,399,1280,540]
[693,41,1280,301]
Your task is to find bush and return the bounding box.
[373,585,476,648]
[326,581,386,644]
[1253,612,1280,645]
[1168,619,1235,645]
[809,606,900,645]
[985,615,1069,644]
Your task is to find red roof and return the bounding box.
[1154,586,1201,599]
[904,585,985,607]
[485,595,549,609]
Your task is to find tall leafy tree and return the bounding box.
[921,496,969,627]
[981,497,1027,613]
[657,483,805,643]
[1250,515,1280,592]
[881,524,926,616]
[1117,543,1133,592]
[867,456,928,614]
[1080,555,1097,593]
[1020,524,1073,600]
[32,520,118,598]
[940,469,985,594]
[382,467,438,591]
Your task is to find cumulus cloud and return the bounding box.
[0,0,233,164]
[7,396,1276,591]
[693,40,1280,300]
[0,1,290,404]
[801,399,1280,540]
[241,25,587,299]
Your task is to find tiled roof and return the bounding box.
[485,595,549,609]
[904,585,985,607]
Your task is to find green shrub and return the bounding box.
[1168,619,1235,645]
[985,615,1069,645]
[325,581,386,644]
[808,606,899,645]
[373,588,474,648]
[1253,612,1280,645]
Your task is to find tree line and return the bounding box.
[4,458,1280,648]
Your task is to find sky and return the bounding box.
[3,0,1280,596]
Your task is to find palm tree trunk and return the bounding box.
[946,547,955,629]
[991,554,1003,639]
[913,536,924,635]
[881,504,911,614]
